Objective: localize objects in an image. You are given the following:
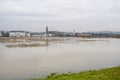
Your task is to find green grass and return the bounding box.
[31,66,120,80]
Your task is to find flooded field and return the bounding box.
[0,38,120,80]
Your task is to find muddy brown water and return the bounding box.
[0,38,120,80]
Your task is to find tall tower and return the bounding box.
[46,26,48,35]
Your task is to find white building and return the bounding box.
[9,31,30,37]
[26,32,31,37]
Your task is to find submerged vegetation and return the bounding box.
[5,43,49,47]
[0,37,108,47]
[0,37,65,43]
[31,66,120,80]
[0,37,118,48]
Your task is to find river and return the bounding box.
[0,38,120,80]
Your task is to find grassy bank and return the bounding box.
[31,66,120,80]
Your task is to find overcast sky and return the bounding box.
[0,0,120,32]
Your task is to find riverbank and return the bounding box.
[31,66,120,80]
[0,37,65,43]
[0,37,119,43]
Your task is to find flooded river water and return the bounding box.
[0,38,120,80]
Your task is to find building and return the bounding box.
[31,32,45,37]
[0,31,9,37]
[25,32,31,37]
[9,31,30,37]
[75,32,91,37]
[46,26,48,36]
[45,26,61,37]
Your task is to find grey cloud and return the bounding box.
[0,0,120,31]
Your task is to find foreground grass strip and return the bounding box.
[31,66,120,80]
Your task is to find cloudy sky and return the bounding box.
[0,0,120,32]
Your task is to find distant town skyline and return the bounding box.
[0,0,120,32]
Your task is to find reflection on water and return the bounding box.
[0,38,120,80]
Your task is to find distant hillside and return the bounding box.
[84,31,120,35]
[75,31,120,38]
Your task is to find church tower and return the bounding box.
[46,26,48,35]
